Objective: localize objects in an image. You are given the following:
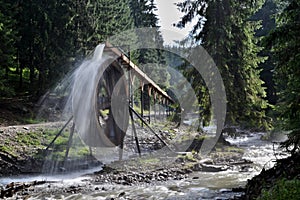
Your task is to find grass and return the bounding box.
[0,125,92,162]
[139,157,160,164]
[0,144,15,156]
[16,131,42,146]
[24,117,45,124]
[43,129,91,161]
[258,178,300,200]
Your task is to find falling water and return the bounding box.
[38,44,123,174]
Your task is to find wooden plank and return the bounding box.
[104,42,174,103]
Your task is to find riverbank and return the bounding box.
[239,152,300,199]
[0,145,249,199]
[0,122,293,199]
[0,122,254,199]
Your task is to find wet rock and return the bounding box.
[192,163,202,171]
[199,158,214,165]
[239,165,251,172]
[215,197,229,200]
[231,187,245,192]
[200,164,226,172]
[118,191,125,197]
[175,157,185,163]
[222,127,237,136]
[0,181,47,198]
[219,188,232,193]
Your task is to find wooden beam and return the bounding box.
[104,42,174,103]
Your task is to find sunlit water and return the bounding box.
[0,130,289,199]
[0,166,102,186]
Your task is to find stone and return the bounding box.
[118,192,125,197]
[199,158,214,165]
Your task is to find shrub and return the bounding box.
[258,178,300,200]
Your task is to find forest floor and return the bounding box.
[0,98,36,127]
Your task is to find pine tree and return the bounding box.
[252,0,278,105]
[13,0,77,96]
[265,0,300,154]
[9,0,135,97]
[129,0,169,88]
[0,0,18,96]
[177,0,269,128]
[66,0,135,56]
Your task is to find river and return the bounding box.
[0,129,288,200]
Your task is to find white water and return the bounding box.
[0,166,102,186]
[71,44,118,148]
[0,130,289,199]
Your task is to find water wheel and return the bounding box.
[96,62,129,146]
[72,50,129,148]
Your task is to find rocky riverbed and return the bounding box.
[0,122,290,199]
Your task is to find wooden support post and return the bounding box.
[129,105,172,151]
[140,83,144,127]
[148,87,152,124]
[119,142,124,160]
[164,100,167,118]
[154,93,157,122]
[128,69,136,143]
[89,147,93,156]
[64,123,75,164]
[129,106,141,157]
[45,116,73,152]
[159,101,162,119]
[128,70,132,106]
[148,93,151,124]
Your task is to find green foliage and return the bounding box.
[177,0,269,129]
[258,178,300,200]
[0,79,15,97]
[129,0,170,88]
[0,144,14,155]
[0,0,18,96]
[16,132,41,146]
[1,0,136,99]
[0,0,168,107]
[264,0,300,154]
[252,0,278,105]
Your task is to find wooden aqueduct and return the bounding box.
[46,42,175,160]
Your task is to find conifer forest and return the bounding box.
[0,0,299,199]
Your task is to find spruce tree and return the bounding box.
[129,0,169,88]
[9,0,135,96]
[265,0,300,153]
[252,0,278,105]
[0,0,18,96]
[177,0,269,128]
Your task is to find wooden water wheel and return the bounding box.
[96,61,129,146]
[72,56,129,148]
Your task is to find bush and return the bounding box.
[258,178,300,200]
[0,80,15,97]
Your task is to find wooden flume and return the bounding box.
[45,42,174,161]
